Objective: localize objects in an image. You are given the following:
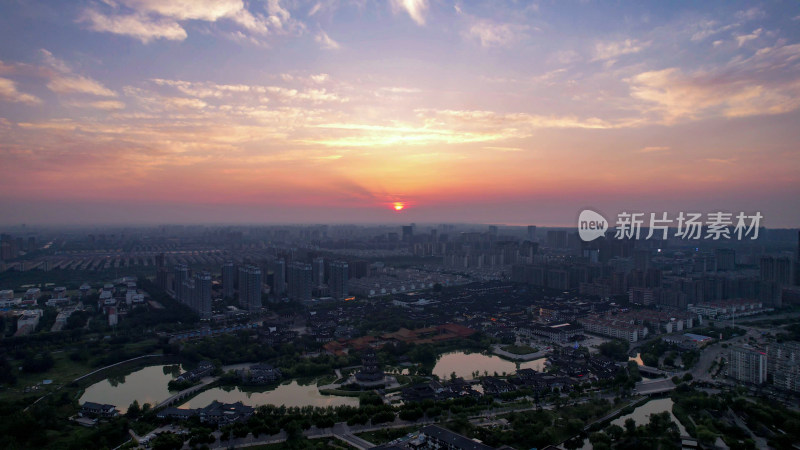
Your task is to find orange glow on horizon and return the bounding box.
[393,202,405,211]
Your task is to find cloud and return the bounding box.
[735,28,761,47]
[592,39,651,61]
[315,30,340,49]
[483,146,523,152]
[389,0,429,26]
[46,75,117,97]
[468,21,527,47]
[638,146,670,153]
[629,61,800,122]
[64,100,126,110]
[121,0,243,21]
[0,77,41,104]
[306,109,642,147]
[704,157,737,164]
[79,9,187,43]
[40,50,117,97]
[735,7,765,22]
[147,78,347,104]
[79,0,300,43]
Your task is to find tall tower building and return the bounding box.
[527,225,537,241]
[329,260,349,300]
[172,264,189,301]
[312,257,325,287]
[238,265,263,312]
[182,278,195,310]
[402,225,414,243]
[271,259,286,296]
[796,230,800,286]
[715,248,736,271]
[222,261,235,299]
[195,271,212,319]
[761,256,794,284]
[288,261,313,301]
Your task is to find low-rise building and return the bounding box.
[577,316,647,343]
[520,322,583,344]
[80,402,119,419]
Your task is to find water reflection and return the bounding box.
[433,351,547,380]
[163,364,181,377]
[611,398,686,435]
[178,380,359,409]
[579,398,685,450]
[80,365,181,413]
[629,352,644,365]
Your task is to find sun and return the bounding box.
[393,202,405,211]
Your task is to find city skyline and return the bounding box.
[1,1,799,226]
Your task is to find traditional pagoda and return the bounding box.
[355,349,384,383]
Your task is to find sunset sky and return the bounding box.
[0,1,799,226]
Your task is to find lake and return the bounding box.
[580,397,686,449]
[433,351,547,380]
[79,364,182,414]
[611,397,687,435]
[177,380,360,409]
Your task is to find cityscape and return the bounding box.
[1,1,800,450]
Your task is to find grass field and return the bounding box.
[356,426,418,445]
[501,344,539,355]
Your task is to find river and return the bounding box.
[432,351,547,380]
[177,380,359,409]
[79,364,182,414]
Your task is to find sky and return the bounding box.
[0,0,799,227]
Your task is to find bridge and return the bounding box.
[638,365,669,377]
[156,376,218,409]
[635,378,677,395]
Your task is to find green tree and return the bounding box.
[126,400,141,420]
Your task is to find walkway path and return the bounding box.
[492,344,549,361]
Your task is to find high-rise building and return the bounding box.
[768,342,800,392]
[349,260,369,279]
[181,278,195,310]
[287,261,312,301]
[633,249,650,271]
[761,256,794,285]
[546,230,568,249]
[156,265,169,292]
[402,225,414,243]
[527,225,537,241]
[238,265,262,312]
[329,260,349,300]
[222,261,235,299]
[172,264,189,301]
[195,271,212,319]
[715,248,736,271]
[272,259,286,296]
[796,230,800,286]
[728,346,767,385]
[312,257,325,287]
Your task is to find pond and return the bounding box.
[432,351,547,380]
[79,364,182,414]
[579,397,686,449]
[178,380,360,409]
[611,398,687,435]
